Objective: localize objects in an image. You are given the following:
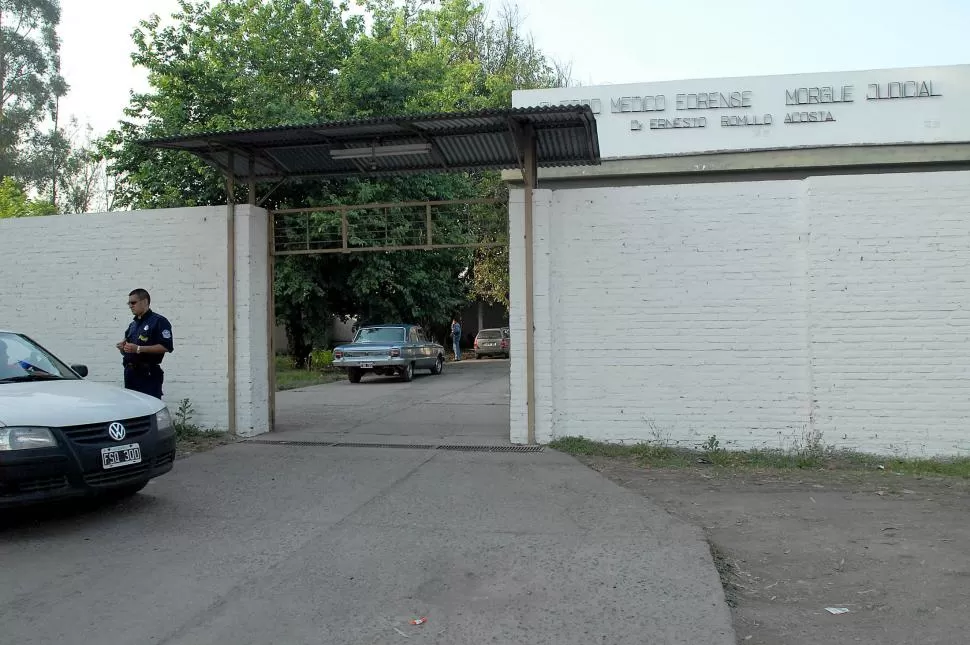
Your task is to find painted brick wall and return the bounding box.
[0,205,270,436]
[510,170,970,456]
[807,172,970,456]
[510,182,811,449]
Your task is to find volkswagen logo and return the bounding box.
[108,422,126,441]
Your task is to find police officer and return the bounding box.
[116,288,174,398]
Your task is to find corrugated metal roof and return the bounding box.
[137,105,600,181]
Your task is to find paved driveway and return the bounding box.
[274,358,511,445]
[0,360,736,645]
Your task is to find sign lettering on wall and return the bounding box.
[785,86,854,105]
[867,80,941,100]
[512,64,969,159]
[675,91,753,110]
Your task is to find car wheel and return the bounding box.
[430,355,443,375]
[348,368,362,383]
[401,361,414,382]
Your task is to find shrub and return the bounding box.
[310,348,334,369]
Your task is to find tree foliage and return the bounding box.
[0,175,55,217]
[0,0,67,185]
[102,0,569,364]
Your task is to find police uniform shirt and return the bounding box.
[124,309,174,365]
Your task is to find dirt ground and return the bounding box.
[576,456,970,645]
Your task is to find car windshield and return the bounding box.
[478,330,503,339]
[354,327,406,344]
[0,332,79,383]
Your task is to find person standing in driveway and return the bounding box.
[451,318,462,361]
[116,288,174,399]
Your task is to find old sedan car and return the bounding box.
[332,323,444,383]
[474,327,510,359]
[0,329,176,509]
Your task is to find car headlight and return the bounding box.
[155,407,175,439]
[0,427,57,451]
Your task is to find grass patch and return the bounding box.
[549,435,970,478]
[548,436,694,467]
[275,355,344,391]
[879,457,970,478]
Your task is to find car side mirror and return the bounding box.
[71,364,89,377]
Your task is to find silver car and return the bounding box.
[474,327,510,359]
[332,324,445,383]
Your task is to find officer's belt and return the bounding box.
[124,362,159,373]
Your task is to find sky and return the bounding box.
[57,0,970,137]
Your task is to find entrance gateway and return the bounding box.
[502,64,970,456]
[140,106,601,442]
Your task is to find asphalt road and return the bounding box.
[274,357,512,445]
[0,360,736,645]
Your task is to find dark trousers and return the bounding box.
[124,364,164,399]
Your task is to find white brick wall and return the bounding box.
[807,172,970,456]
[0,205,270,436]
[510,170,970,456]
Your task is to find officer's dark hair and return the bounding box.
[129,288,151,305]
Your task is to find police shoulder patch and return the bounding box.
[162,329,172,339]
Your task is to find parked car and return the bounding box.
[332,323,444,383]
[0,330,176,509]
[474,327,510,359]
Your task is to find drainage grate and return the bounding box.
[436,444,544,453]
[242,439,542,453]
[245,439,336,447]
[333,442,436,450]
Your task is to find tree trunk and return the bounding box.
[285,310,313,369]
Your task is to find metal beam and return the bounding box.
[274,198,502,215]
[194,155,589,185]
[273,242,507,256]
[266,203,276,433]
[520,122,538,446]
[225,152,238,436]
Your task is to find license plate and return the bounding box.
[360,362,374,369]
[101,443,142,469]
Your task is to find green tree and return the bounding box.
[0,175,55,217]
[0,0,68,185]
[103,0,569,365]
[103,0,362,210]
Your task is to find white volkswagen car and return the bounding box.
[0,329,176,509]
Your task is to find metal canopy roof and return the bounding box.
[138,105,600,182]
